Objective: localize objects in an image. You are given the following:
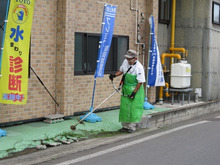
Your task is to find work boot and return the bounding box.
[119,128,128,132]
[127,129,135,133]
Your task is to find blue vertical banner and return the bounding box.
[95,4,117,78]
[148,15,165,86]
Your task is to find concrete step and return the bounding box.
[138,101,220,129]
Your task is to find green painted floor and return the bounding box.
[0,106,170,159]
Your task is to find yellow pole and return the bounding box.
[170,0,176,66]
[171,0,176,49]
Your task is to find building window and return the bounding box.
[212,2,220,25]
[74,33,129,75]
[159,0,171,24]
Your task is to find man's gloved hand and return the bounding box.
[129,91,136,99]
[109,74,116,81]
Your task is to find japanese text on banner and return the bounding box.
[148,15,165,87]
[0,0,36,105]
[95,5,117,78]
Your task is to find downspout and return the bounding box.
[130,0,145,62]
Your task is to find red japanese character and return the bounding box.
[9,56,23,73]
[8,74,22,92]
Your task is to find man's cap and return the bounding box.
[124,49,137,58]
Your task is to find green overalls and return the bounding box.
[119,73,145,123]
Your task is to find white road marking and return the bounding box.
[56,120,209,165]
[215,116,220,119]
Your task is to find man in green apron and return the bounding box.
[109,50,145,133]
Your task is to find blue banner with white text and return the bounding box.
[95,4,117,78]
[148,15,165,86]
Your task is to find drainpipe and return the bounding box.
[130,0,145,62]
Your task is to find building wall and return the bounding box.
[176,0,220,101]
[158,0,220,101]
[56,0,158,116]
[0,0,57,123]
[0,0,158,123]
[204,0,220,100]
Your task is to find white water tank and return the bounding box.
[170,60,191,88]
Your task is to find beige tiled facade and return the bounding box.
[0,0,158,123]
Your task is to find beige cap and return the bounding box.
[124,49,137,58]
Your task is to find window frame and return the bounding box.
[158,0,171,25]
[74,32,129,76]
[212,1,220,25]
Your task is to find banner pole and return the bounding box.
[80,4,116,122]
[90,78,97,111]
[143,15,154,110]
[97,1,118,6]
[30,66,59,107]
[79,5,107,123]
[0,0,10,74]
[0,0,10,136]
[145,29,152,98]
[89,3,106,112]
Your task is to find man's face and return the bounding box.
[126,57,135,65]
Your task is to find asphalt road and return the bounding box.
[34,112,220,165]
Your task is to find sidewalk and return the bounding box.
[0,100,219,159]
